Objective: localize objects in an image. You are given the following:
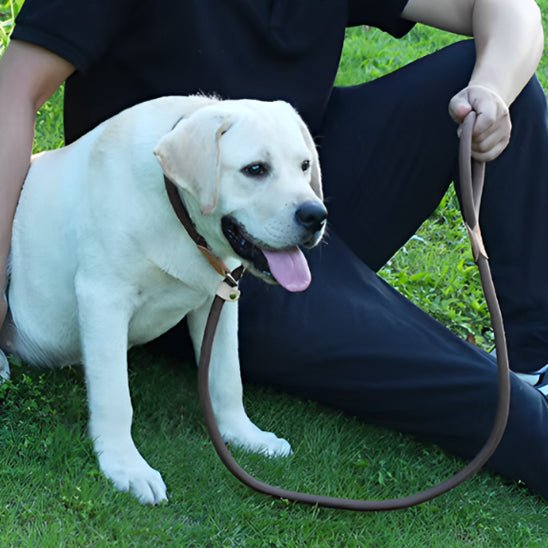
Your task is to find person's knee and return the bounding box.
[421,39,476,97]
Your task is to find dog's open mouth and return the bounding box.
[221,216,311,292]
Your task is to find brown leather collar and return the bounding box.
[163,174,243,283]
[163,175,209,249]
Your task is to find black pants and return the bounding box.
[234,41,548,498]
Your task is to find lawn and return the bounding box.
[1,1,547,546]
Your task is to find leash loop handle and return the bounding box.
[196,111,511,511]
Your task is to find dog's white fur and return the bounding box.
[0,96,325,504]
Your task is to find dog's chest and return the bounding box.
[127,277,209,346]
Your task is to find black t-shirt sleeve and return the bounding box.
[12,0,138,73]
[347,0,414,37]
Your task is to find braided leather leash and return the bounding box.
[167,110,511,510]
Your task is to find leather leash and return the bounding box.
[166,110,511,510]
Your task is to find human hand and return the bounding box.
[448,85,511,162]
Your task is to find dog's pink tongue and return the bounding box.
[262,247,311,292]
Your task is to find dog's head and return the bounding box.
[153,99,327,291]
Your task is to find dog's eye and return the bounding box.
[301,160,311,172]
[241,162,270,178]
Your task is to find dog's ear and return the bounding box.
[295,116,323,200]
[154,112,233,215]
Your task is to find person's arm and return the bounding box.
[401,0,544,161]
[0,40,74,299]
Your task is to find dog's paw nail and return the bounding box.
[133,473,169,505]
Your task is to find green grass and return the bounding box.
[2,354,547,546]
[1,1,548,545]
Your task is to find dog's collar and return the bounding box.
[163,175,244,290]
[163,175,209,249]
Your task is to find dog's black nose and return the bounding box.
[295,201,328,232]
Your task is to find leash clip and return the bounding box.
[216,278,241,302]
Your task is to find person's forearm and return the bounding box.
[0,41,74,277]
[0,84,35,273]
[469,0,544,105]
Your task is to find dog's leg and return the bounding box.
[0,293,10,383]
[0,350,10,383]
[188,300,291,457]
[76,281,167,504]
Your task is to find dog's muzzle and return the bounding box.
[221,203,327,292]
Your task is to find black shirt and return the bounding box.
[13,0,413,143]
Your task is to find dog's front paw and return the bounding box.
[97,446,168,505]
[221,419,292,457]
[0,351,10,383]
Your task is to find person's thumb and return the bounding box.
[448,91,473,124]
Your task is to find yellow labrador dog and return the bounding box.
[0,96,326,504]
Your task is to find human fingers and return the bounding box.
[471,128,510,162]
[449,85,511,161]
